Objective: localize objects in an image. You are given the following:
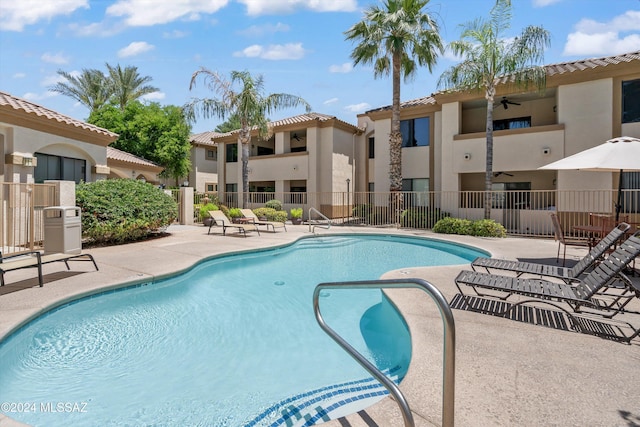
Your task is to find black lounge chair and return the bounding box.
[471,222,631,283]
[1,250,98,287]
[455,231,640,342]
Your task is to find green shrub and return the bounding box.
[76,179,177,245]
[227,207,242,219]
[471,219,507,237]
[253,207,288,223]
[265,199,283,211]
[432,217,473,235]
[400,207,450,228]
[290,207,303,219]
[432,217,506,237]
[198,203,218,220]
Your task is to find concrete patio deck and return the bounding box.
[1,224,638,427]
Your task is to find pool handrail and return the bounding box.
[308,207,331,232]
[313,278,455,427]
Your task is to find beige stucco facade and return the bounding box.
[356,51,640,200]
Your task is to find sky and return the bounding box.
[1,0,639,135]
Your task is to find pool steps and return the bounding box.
[244,365,403,427]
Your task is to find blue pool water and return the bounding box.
[0,234,486,426]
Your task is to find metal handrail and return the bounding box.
[313,278,455,427]
[308,207,331,232]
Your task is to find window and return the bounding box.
[226,144,238,162]
[622,79,640,123]
[621,171,640,213]
[368,137,375,158]
[206,149,217,161]
[205,183,217,192]
[290,146,306,153]
[493,116,531,131]
[257,146,274,156]
[34,152,86,184]
[402,178,429,207]
[401,117,430,147]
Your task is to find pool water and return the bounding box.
[0,234,486,426]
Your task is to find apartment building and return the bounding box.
[356,51,640,229]
[210,112,363,214]
[188,131,220,193]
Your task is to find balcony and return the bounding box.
[453,124,565,173]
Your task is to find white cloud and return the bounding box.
[238,0,357,16]
[329,63,352,73]
[106,0,228,26]
[41,52,69,65]
[68,21,124,37]
[141,92,165,101]
[532,0,562,7]
[13,73,26,79]
[563,11,640,56]
[0,0,88,31]
[118,41,155,58]
[22,91,58,101]
[42,72,73,87]
[233,43,306,60]
[324,98,339,105]
[163,30,188,39]
[344,102,370,113]
[238,22,289,37]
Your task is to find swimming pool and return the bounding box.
[0,234,487,426]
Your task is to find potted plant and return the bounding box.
[228,207,243,223]
[290,207,303,225]
[200,203,218,226]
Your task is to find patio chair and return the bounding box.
[471,222,631,283]
[208,210,260,237]
[454,231,640,341]
[550,212,585,266]
[240,209,287,233]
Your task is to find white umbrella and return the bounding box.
[539,136,640,221]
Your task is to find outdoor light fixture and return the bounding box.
[22,156,34,167]
[464,153,471,160]
[542,147,551,155]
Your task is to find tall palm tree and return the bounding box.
[184,69,311,207]
[345,0,442,196]
[438,0,550,219]
[106,63,159,110]
[49,68,113,113]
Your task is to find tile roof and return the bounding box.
[190,131,223,145]
[213,112,359,137]
[107,146,162,169]
[367,51,640,113]
[0,91,119,138]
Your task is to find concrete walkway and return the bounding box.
[1,224,638,427]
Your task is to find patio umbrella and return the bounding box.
[538,136,640,221]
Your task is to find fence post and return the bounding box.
[179,187,194,225]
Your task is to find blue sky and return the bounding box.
[1,0,639,135]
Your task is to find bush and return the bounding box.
[198,203,218,220]
[432,217,506,237]
[471,219,507,237]
[265,199,283,211]
[290,207,303,219]
[253,207,288,223]
[432,217,473,235]
[400,207,450,228]
[227,207,242,219]
[76,179,177,245]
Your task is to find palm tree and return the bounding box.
[49,68,113,113]
[345,0,442,196]
[184,69,311,207]
[106,63,159,110]
[437,0,550,219]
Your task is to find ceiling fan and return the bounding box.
[494,171,514,177]
[292,133,301,141]
[498,97,521,109]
